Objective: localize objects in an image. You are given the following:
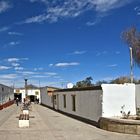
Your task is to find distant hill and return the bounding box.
[26,84,39,89]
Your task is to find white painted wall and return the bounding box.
[101,84,136,117]
[40,87,53,107]
[40,84,137,122]
[20,89,25,102]
[55,90,102,122]
[135,84,140,108]
[0,84,14,105]
[27,89,40,99]
[14,89,41,103]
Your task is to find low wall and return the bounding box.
[99,117,140,135]
[0,105,3,110]
[0,100,14,110]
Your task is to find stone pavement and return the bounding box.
[0,104,140,140]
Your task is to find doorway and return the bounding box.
[29,95,37,102]
[14,93,22,102]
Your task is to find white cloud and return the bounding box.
[0,74,17,79]
[107,64,118,67]
[0,1,11,14]
[8,32,23,36]
[134,6,140,16]
[70,50,87,55]
[86,18,101,26]
[24,14,48,24]
[7,58,20,62]
[45,72,57,76]
[15,67,24,71]
[7,57,29,62]
[134,6,139,11]
[3,41,20,48]
[32,75,50,78]
[86,21,97,26]
[34,68,37,71]
[17,71,37,75]
[92,0,132,13]
[21,58,29,61]
[11,63,20,67]
[55,62,80,67]
[29,0,48,3]
[96,51,108,56]
[0,66,11,70]
[9,41,20,46]
[49,64,53,67]
[25,0,134,24]
[34,67,43,71]
[53,76,61,79]
[24,1,87,23]
[0,26,9,32]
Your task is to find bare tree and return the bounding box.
[122,27,140,66]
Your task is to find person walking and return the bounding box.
[16,97,19,106]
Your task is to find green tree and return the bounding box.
[74,77,93,88]
[95,80,108,86]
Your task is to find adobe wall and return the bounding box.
[99,117,140,135]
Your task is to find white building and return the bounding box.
[101,83,136,117]
[41,86,102,123]
[14,88,41,103]
[40,83,139,124]
[0,84,14,109]
[40,86,60,107]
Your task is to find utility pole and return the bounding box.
[24,79,28,98]
[129,47,133,83]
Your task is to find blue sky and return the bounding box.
[0,0,140,88]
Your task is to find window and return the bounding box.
[71,95,76,111]
[16,89,20,93]
[63,94,66,108]
[2,87,4,92]
[53,95,57,105]
[35,91,39,95]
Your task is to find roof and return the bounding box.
[15,88,40,90]
[16,84,40,90]
[54,86,102,92]
[0,84,13,89]
[40,86,60,90]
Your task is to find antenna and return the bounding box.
[66,83,74,89]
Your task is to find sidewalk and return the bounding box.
[0,103,17,126]
[0,104,140,140]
